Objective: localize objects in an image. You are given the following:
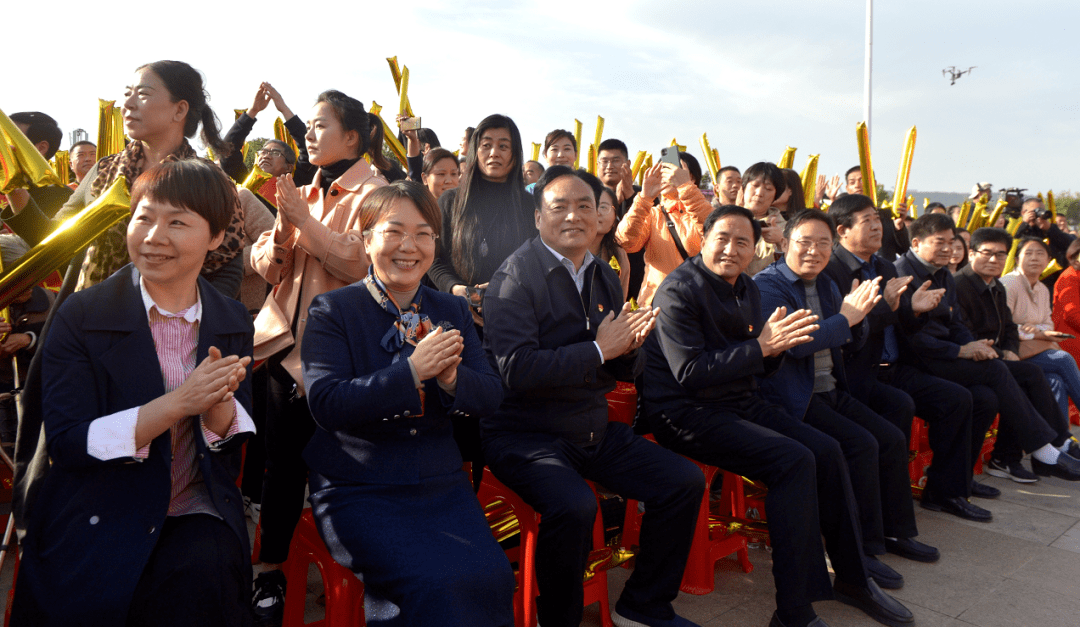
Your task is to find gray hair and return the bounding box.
[0,234,29,269]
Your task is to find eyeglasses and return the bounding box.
[257,148,285,158]
[973,249,1008,261]
[598,158,624,168]
[365,228,439,246]
[791,239,832,253]
[598,202,615,216]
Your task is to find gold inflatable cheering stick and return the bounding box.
[777,146,796,169]
[0,176,131,311]
[630,151,647,181]
[242,164,274,205]
[386,56,415,118]
[592,116,605,173]
[96,99,125,159]
[586,144,597,175]
[572,119,582,170]
[531,143,541,162]
[368,102,407,167]
[855,122,878,207]
[891,126,917,219]
[273,118,300,163]
[0,253,8,342]
[956,200,972,231]
[699,134,719,184]
[1048,190,1057,220]
[0,108,64,194]
[51,150,71,188]
[397,66,410,117]
[907,195,916,218]
[985,198,1008,230]
[800,155,820,209]
[965,197,990,231]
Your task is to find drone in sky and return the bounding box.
[943,66,976,85]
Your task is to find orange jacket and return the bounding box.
[252,161,386,390]
[1052,266,1080,359]
[614,182,710,306]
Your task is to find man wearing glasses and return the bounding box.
[951,226,1080,481]
[896,216,1080,483]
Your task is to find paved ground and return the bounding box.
[3,425,1079,626]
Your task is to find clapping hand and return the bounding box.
[410,327,464,382]
[275,174,309,233]
[757,307,819,357]
[839,277,882,327]
[910,280,945,314]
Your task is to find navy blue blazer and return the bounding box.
[754,259,866,420]
[301,281,503,485]
[893,249,975,367]
[13,264,254,627]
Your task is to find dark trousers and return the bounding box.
[483,422,703,627]
[997,360,1072,462]
[649,395,867,611]
[875,364,978,499]
[258,361,317,564]
[127,514,252,627]
[923,358,1061,462]
[805,390,917,553]
[241,366,269,503]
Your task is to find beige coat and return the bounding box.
[252,162,386,389]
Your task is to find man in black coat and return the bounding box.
[482,166,703,627]
[894,215,1080,483]
[823,194,996,522]
[643,204,913,627]
[952,226,1080,480]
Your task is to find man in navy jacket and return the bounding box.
[823,194,995,523]
[755,210,933,591]
[644,205,913,627]
[483,166,703,627]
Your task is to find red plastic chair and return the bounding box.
[477,470,539,627]
[281,510,365,627]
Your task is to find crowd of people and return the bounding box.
[3,59,1080,627]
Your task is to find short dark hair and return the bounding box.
[70,140,96,152]
[909,213,956,242]
[679,151,702,187]
[828,193,877,229]
[130,159,237,236]
[1016,235,1050,257]
[532,165,601,207]
[421,148,458,176]
[718,165,740,177]
[10,111,63,159]
[703,205,761,244]
[969,227,1012,251]
[597,138,628,159]
[784,208,836,240]
[543,129,577,154]
[524,160,545,173]
[926,201,946,213]
[358,180,441,240]
[1022,197,1043,209]
[845,165,862,179]
[263,139,296,164]
[742,162,786,197]
[417,128,440,148]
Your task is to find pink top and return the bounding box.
[1000,270,1054,340]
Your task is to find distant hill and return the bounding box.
[906,190,970,209]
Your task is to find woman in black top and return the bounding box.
[426,114,534,327]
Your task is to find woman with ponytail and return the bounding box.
[4,60,247,297]
[248,89,386,624]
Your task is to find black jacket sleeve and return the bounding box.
[284,115,317,186]
[220,113,256,182]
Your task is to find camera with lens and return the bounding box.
[1035,208,1053,221]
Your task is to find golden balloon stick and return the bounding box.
[0,177,131,311]
[242,164,273,197]
[51,150,71,188]
[369,104,407,167]
[0,107,63,193]
[572,119,582,170]
[855,122,878,207]
[1002,237,1022,275]
[699,134,718,184]
[386,56,414,117]
[923,197,930,210]
[712,149,721,173]
[777,146,796,169]
[891,126,917,219]
[273,118,300,162]
[234,108,246,120]
[531,143,541,162]
[956,200,972,231]
[96,99,125,159]
[0,253,8,342]
[630,151,647,181]
[586,144,596,175]
[592,116,605,171]
[800,155,819,209]
[907,195,915,218]
[985,198,1008,230]
[1041,259,1064,281]
[397,66,410,117]
[1048,190,1057,220]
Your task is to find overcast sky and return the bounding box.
[7,0,1079,194]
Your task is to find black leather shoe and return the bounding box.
[970,481,1000,499]
[1065,439,1080,459]
[768,611,830,627]
[834,578,914,627]
[884,537,940,563]
[1031,452,1080,481]
[864,556,903,589]
[920,491,992,522]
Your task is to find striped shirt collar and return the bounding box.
[139,276,202,323]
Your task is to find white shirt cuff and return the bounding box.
[200,398,256,451]
[593,341,605,365]
[87,407,145,461]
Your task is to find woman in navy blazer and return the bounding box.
[300,180,514,627]
[12,160,255,627]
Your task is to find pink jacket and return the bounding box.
[252,161,386,390]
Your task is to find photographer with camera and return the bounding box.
[1015,196,1076,293]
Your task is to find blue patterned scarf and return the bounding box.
[363,267,434,353]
